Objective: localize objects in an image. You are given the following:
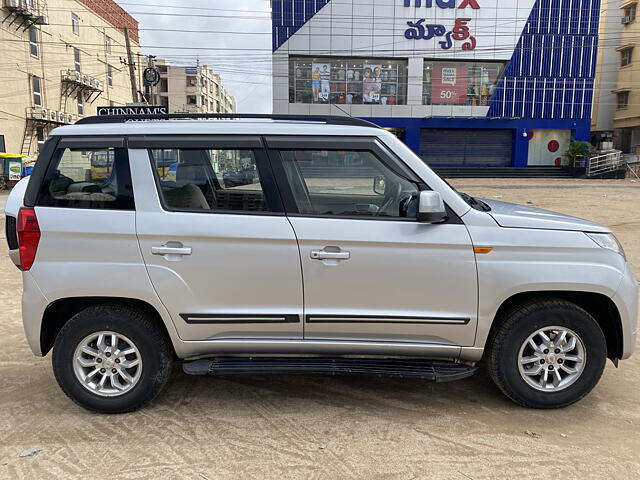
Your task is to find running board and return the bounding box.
[182,357,478,383]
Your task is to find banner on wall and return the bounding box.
[431,64,468,105]
[312,63,331,102]
[363,64,382,103]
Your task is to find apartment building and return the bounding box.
[0,0,140,156]
[613,0,640,153]
[591,0,622,150]
[156,61,237,114]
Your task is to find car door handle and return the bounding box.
[151,245,192,256]
[310,249,350,261]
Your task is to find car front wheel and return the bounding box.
[487,298,607,409]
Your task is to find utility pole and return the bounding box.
[196,57,202,113]
[124,28,138,103]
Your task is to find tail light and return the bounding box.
[17,207,40,271]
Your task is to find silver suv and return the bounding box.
[5,114,638,413]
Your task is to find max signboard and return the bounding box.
[403,0,479,50]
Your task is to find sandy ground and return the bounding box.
[1,179,639,479]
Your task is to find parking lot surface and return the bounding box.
[1,179,639,479]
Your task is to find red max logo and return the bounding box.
[403,0,480,8]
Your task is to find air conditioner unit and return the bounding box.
[49,110,57,122]
[622,15,633,24]
[4,0,21,8]
[65,70,80,82]
[55,111,64,123]
[81,74,88,85]
[94,80,102,91]
[18,0,32,13]
[89,77,97,88]
[65,113,73,124]
[36,108,48,120]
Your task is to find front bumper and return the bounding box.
[612,263,638,360]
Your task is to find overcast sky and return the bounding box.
[116,0,273,112]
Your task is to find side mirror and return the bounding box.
[417,190,447,223]
[373,176,386,195]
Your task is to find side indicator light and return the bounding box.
[474,247,493,254]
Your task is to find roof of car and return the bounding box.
[51,119,384,138]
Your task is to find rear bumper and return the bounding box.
[8,249,20,268]
[613,263,638,360]
[22,271,48,356]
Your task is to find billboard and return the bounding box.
[431,64,468,105]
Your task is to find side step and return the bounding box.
[182,357,477,383]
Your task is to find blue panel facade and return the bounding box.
[272,0,331,51]
[487,0,600,121]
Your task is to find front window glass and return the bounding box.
[36,127,45,151]
[423,61,505,106]
[32,76,41,106]
[289,57,408,105]
[77,92,84,115]
[29,27,38,57]
[279,150,419,218]
[71,14,79,34]
[149,149,267,212]
[74,47,81,72]
[624,4,636,21]
[617,91,630,109]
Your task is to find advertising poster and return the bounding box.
[312,63,331,102]
[363,64,382,103]
[8,161,22,181]
[431,64,468,105]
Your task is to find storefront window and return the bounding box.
[423,61,505,106]
[289,57,408,105]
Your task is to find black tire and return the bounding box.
[486,298,607,409]
[52,303,173,413]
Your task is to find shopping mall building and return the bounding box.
[272,0,600,168]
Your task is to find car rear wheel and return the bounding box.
[52,304,173,413]
[487,298,607,409]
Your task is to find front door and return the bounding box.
[131,137,303,342]
[268,138,477,347]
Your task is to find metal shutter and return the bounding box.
[419,129,513,167]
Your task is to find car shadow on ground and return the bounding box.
[152,362,517,416]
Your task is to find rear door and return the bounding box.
[131,136,303,342]
[266,136,478,347]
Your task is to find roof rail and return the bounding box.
[75,113,380,128]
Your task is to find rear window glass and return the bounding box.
[37,147,134,210]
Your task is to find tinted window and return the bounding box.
[279,150,419,218]
[37,147,134,210]
[149,149,268,213]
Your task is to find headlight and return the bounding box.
[586,233,626,260]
